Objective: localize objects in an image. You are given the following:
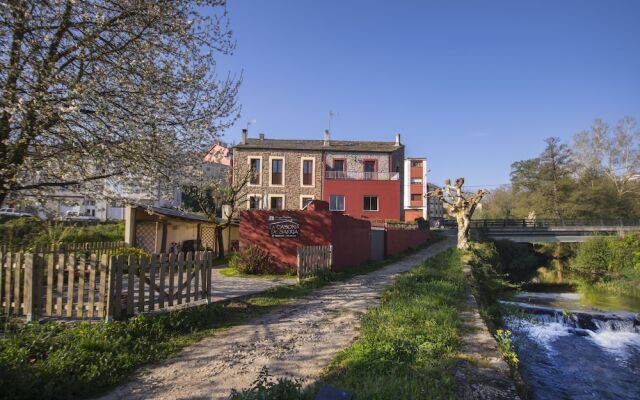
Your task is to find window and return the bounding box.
[364,196,378,211]
[302,159,314,186]
[329,195,345,211]
[301,196,313,209]
[331,159,346,179]
[271,158,284,185]
[363,160,376,179]
[270,195,284,210]
[411,194,422,202]
[411,160,422,168]
[249,196,262,209]
[249,158,261,185]
[410,177,423,185]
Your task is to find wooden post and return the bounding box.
[206,251,212,303]
[24,254,39,322]
[105,255,116,321]
[297,247,302,283]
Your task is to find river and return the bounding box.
[500,260,640,400]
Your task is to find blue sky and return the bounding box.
[213,1,640,188]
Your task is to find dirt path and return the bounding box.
[210,267,296,303]
[100,238,455,400]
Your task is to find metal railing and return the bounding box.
[470,219,640,229]
[325,171,400,181]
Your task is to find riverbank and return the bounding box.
[467,238,640,400]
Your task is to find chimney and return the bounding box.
[241,129,248,144]
[323,129,330,147]
[395,133,401,147]
[259,132,265,140]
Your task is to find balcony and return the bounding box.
[325,171,400,180]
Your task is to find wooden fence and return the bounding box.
[0,250,214,321]
[33,241,128,254]
[296,245,332,282]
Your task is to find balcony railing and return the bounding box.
[325,171,400,180]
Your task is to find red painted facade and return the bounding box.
[239,201,371,271]
[323,179,401,221]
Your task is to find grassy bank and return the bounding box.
[305,248,466,399]
[0,233,444,400]
[571,233,640,300]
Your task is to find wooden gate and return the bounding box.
[0,250,214,321]
[296,245,332,282]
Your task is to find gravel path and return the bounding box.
[210,267,296,303]
[100,238,455,400]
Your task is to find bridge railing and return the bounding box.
[470,219,640,229]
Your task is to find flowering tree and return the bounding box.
[0,0,240,205]
[428,178,488,250]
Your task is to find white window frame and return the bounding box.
[363,195,379,212]
[247,194,263,210]
[300,157,315,187]
[329,195,345,211]
[247,156,263,187]
[267,194,286,210]
[300,195,314,209]
[269,156,285,187]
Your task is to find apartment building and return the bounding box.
[232,130,405,221]
[426,182,446,220]
[403,157,428,221]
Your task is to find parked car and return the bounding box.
[63,211,98,221]
[0,208,34,218]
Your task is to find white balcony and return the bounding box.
[325,171,400,180]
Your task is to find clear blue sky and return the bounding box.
[214,0,640,188]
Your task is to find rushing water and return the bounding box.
[501,262,640,400]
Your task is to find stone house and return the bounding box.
[232,130,405,221]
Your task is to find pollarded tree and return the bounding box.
[428,178,488,250]
[0,1,241,205]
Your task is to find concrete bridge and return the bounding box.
[470,219,640,243]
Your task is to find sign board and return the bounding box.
[268,216,300,238]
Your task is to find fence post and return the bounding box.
[105,255,116,321]
[24,253,40,322]
[297,247,302,283]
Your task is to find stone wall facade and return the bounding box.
[233,148,323,210]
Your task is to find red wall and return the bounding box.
[239,201,371,272]
[331,213,371,270]
[239,208,332,271]
[323,179,401,221]
[385,228,430,257]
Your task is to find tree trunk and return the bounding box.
[215,226,225,259]
[457,213,471,250]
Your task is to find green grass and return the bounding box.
[219,267,296,279]
[0,233,445,400]
[304,248,467,399]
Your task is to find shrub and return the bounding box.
[113,246,151,261]
[572,233,640,283]
[228,367,304,400]
[229,245,278,274]
[495,329,518,368]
